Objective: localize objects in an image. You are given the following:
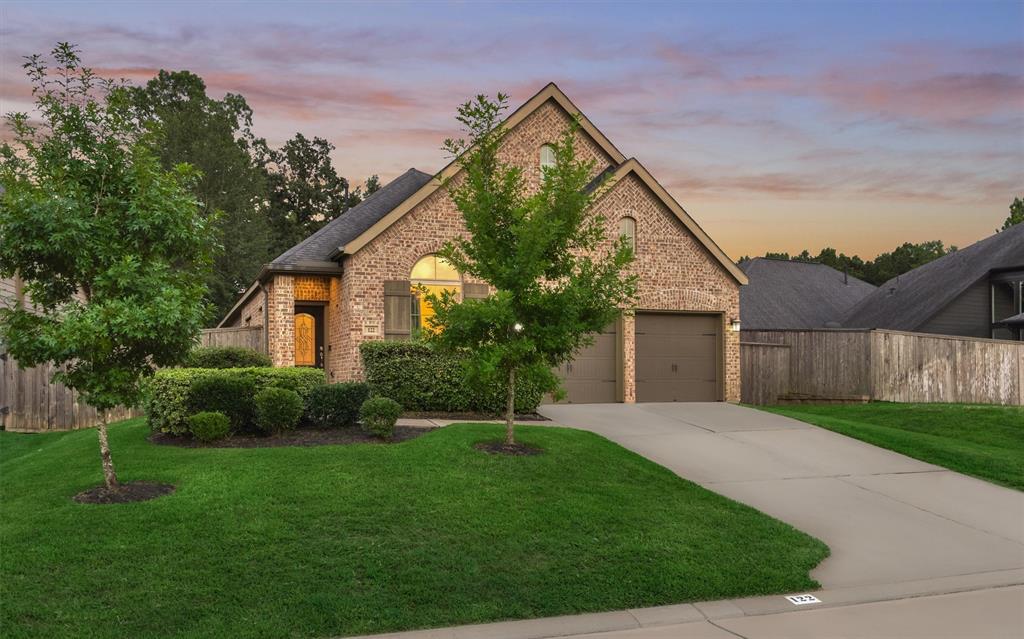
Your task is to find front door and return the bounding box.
[294,305,325,368]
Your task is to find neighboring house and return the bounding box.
[219,83,748,403]
[841,223,1024,340]
[738,258,875,330]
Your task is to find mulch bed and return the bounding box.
[149,425,435,449]
[74,481,175,504]
[403,411,549,422]
[474,442,545,456]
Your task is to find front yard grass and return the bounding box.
[761,403,1024,490]
[1,418,827,639]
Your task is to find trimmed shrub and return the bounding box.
[305,382,370,428]
[184,346,271,369]
[145,367,325,434]
[359,341,544,414]
[189,372,257,432]
[188,411,231,443]
[254,387,304,434]
[360,396,402,440]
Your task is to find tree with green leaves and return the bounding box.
[0,44,215,491]
[427,94,637,447]
[1002,196,1023,230]
[259,133,369,256]
[128,70,270,322]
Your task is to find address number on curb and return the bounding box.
[786,594,821,605]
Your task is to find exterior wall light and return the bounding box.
[730,318,741,332]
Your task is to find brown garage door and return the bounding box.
[636,313,720,402]
[557,324,618,403]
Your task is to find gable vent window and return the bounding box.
[540,144,556,171]
[619,216,637,253]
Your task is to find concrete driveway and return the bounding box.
[538,402,1024,590]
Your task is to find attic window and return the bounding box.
[619,216,637,253]
[539,144,556,171]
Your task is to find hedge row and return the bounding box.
[183,346,272,369]
[144,367,326,435]
[359,341,543,414]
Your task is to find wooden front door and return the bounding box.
[294,305,325,368]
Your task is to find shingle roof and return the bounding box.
[269,168,434,267]
[841,224,1024,330]
[739,258,876,330]
[998,312,1024,326]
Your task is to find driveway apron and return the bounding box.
[538,402,1024,589]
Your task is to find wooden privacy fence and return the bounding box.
[199,326,265,352]
[2,328,265,433]
[741,329,1024,406]
[0,356,137,433]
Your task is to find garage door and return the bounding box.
[636,313,720,402]
[557,324,618,403]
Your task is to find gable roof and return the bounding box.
[738,258,875,330]
[217,169,432,327]
[338,83,746,284]
[270,168,433,268]
[600,159,747,283]
[841,223,1024,330]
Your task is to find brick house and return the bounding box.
[219,84,748,403]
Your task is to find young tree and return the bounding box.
[0,44,215,490]
[427,94,637,446]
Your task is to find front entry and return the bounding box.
[294,305,325,368]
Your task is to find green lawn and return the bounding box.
[760,403,1024,490]
[1,419,827,639]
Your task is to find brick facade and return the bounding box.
[238,96,742,401]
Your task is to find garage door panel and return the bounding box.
[558,324,618,403]
[636,335,717,357]
[636,313,720,403]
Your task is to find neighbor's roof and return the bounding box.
[738,258,876,330]
[998,312,1024,326]
[841,223,1024,330]
[269,168,434,268]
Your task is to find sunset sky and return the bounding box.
[2,1,1021,260]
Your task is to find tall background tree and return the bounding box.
[128,71,270,322]
[0,44,215,493]
[744,240,957,286]
[428,94,636,447]
[258,133,378,257]
[1002,196,1023,230]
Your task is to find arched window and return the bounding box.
[619,216,637,253]
[539,144,557,171]
[410,254,461,332]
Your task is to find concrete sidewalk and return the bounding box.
[538,402,1024,590]
[352,584,1024,638]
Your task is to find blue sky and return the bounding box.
[2,1,1021,258]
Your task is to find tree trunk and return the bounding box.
[504,367,516,446]
[96,410,119,490]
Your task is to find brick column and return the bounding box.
[622,313,636,403]
[267,275,295,367]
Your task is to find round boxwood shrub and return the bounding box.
[188,411,231,443]
[360,396,402,441]
[184,346,271,369]
[254,387,304,435]
[305,382,370,428]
